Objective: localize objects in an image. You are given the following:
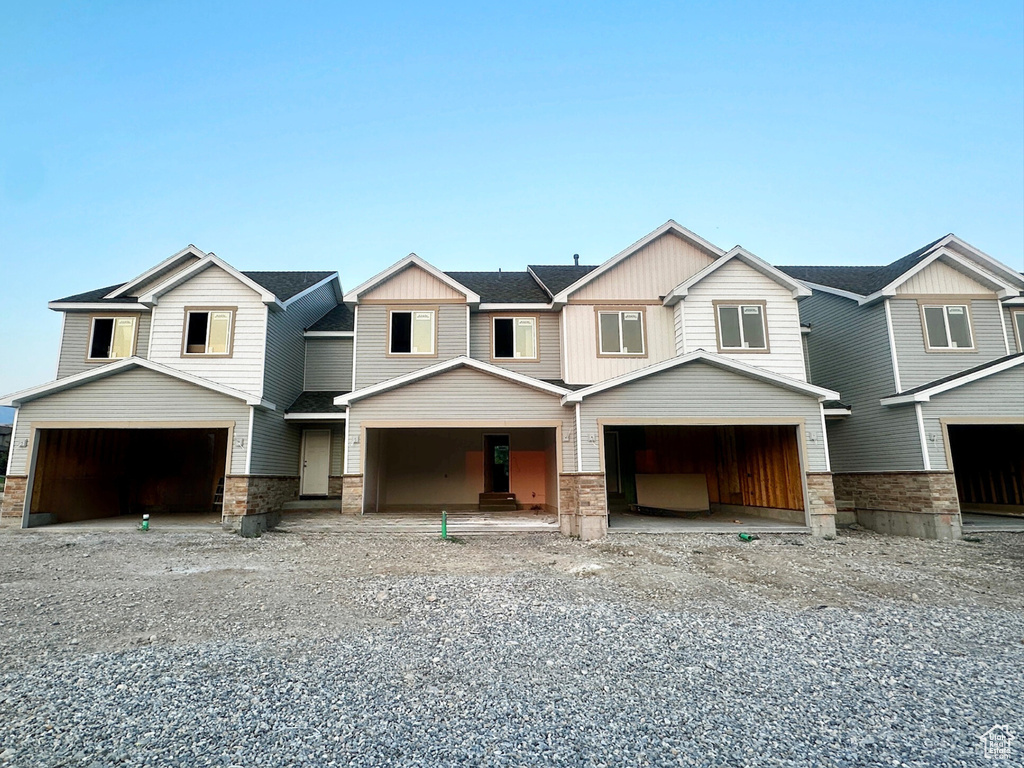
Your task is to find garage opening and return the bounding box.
[362,427,559,515]
[948,424,1024,517]
[28,427,228,524]
[606,424,808,530]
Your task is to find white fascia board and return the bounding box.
[861,247,1018,305]
[800,325,811,335]
[478,303,554,311]
[283,412,348,421]
[942,235,1024,288]
[334,355,570,406]
[880,355,1024,406]
[105,245,208,299]
[798,281,865,303]
[561,350,839,405]
[823,407,852,417]
[48,302,150,311]
[137,254,284,309]
[1002,296,1024,305]
[0,357,275,409]
[525,267,555,300]
[552,220,726,303]
[663,247,812,306]
[304,330,354,338]
[282,274,342,308]
[342,254,480,304]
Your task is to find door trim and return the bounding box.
[300,428,332,496]
[483,433,511,493]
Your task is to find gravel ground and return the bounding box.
[0,522,1022,767]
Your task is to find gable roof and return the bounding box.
[307,303,355,332]
[53,283,141,305]
[0,357,276,408]
[880,353,1024,405]
[105,245,207,299]
[285,390,350,417]
[444,271,551,304]
[561,350,839,404]
[334,356,570,406]
[527,265,600,297]
[663,246,811,305]
[343,254,480,304]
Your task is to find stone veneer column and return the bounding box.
[559,473,607,540]
[221,476,300,531]
[804,472,838,538]
[0,476,27,526]
[832,472,961,540]
[341,475,363,515]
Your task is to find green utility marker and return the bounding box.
[738,532,759,542]
[441,510,448,540]
[139,514,150,532]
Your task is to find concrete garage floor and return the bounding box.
[609,511,808,534]
[962,512,1024,533]
[38,513,223,532]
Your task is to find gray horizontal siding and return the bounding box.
[577,361,828,473]
[469,312,561,378]
[9,367,251,475]
[304,338,354,391]
[798,293,923,471]
[346,367,574,473]
[354,304,468,389]
[891,297,1009,392]
[249,408,301,476]
[919,365,1024,470]
[57,311,152,378]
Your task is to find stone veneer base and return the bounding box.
[0,476,27,526]
[222,475,300,532]
[559,473,607,541]
[833,471,961,540]
[805,472,838,538]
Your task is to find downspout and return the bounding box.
[575,402,583,472]
[915,402,931,471]
[883,299,903,392]
[818,402,831,473]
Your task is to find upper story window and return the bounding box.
[493,316,537,360]
[598,310,645,356]
[183,308,234,356]
[389,309,435,355]
[921,304,973,351]
[87,315,138,361]
[716,302,768,352]
[1011,309,1024,353]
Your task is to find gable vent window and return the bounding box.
[922,304,973,350]
[493,317,537,360]
[598,310,645,356]
[184,309,234,356]
[87,316,137,360]
[389,309,435,355]
[717,303,768,351]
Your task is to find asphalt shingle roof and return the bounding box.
[445,271,550,304]
[53,284,138,303]
[885,353,1023,398]
[527,265,600,296]
[286,391,350,414]
[308,303,355,332]
[778,235,949,296]
[241,271,335,301]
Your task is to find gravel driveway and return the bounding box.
[0,521,1022,767]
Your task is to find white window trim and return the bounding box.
[388,309,436,356]
[183,309,235,356]
[491,316,538,361]
[922,304,974,351]
[1011,309,1024,354]
[86,315,138,361]
[716,303,768,351]
[597,310,646,356]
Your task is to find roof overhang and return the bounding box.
[104,245,208,299]
[282,274,343,308]
[823,406,852,417]
[304,330,354,338]
[48,302,150,312]
[663,246,812,306]
[562,350,839,404]
[552,220,726,304]
[0,357,275,409]
[335,356,570,406]
[343,254,480,304]
[477,303,554,311]
[283,412,348,421]
[880,355,1024,405]
[137,254,286,311]
[860,246,1019,306]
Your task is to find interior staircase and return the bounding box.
[479,492,518,512]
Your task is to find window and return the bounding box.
[389,309,435,355]
[598,310,645,355]
[183,309,234,355]
[492,316,537,360]
[922,304,973,350]
[87,316,137,360]
[1012,310,1024,353]
[716,303,768,351]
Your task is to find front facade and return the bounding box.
[2,222,847,538]
[781,235,1024,539]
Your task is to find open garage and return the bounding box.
[947,423,1024,517]
[27,427,229,524]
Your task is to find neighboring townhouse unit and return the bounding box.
[780,235,1024,539]
[0,246,343,530]
[1,222,843,539]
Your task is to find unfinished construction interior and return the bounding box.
[947,423,1024,517]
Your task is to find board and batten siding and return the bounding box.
[895,260,996,296]
[918,366,1024,471]
[576,361,828,473]
[562,304,676,385]
[345,367,574,474]
[469,312,561,379]
[678,259,808,381]
[798,292,924,472]
[147,265,268,397]
[353,304,468,389]
[57,311,152,379]
[361,264,464,302]
[570,232,715,301]
[8,367,251,475]
[890,297,1009,392]
[304,338,354,391]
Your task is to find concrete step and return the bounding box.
[281,499,342,511]
[479,504,519,512]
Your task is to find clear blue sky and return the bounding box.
[1,1,1022,421]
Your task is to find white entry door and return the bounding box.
[300,429,332,496]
